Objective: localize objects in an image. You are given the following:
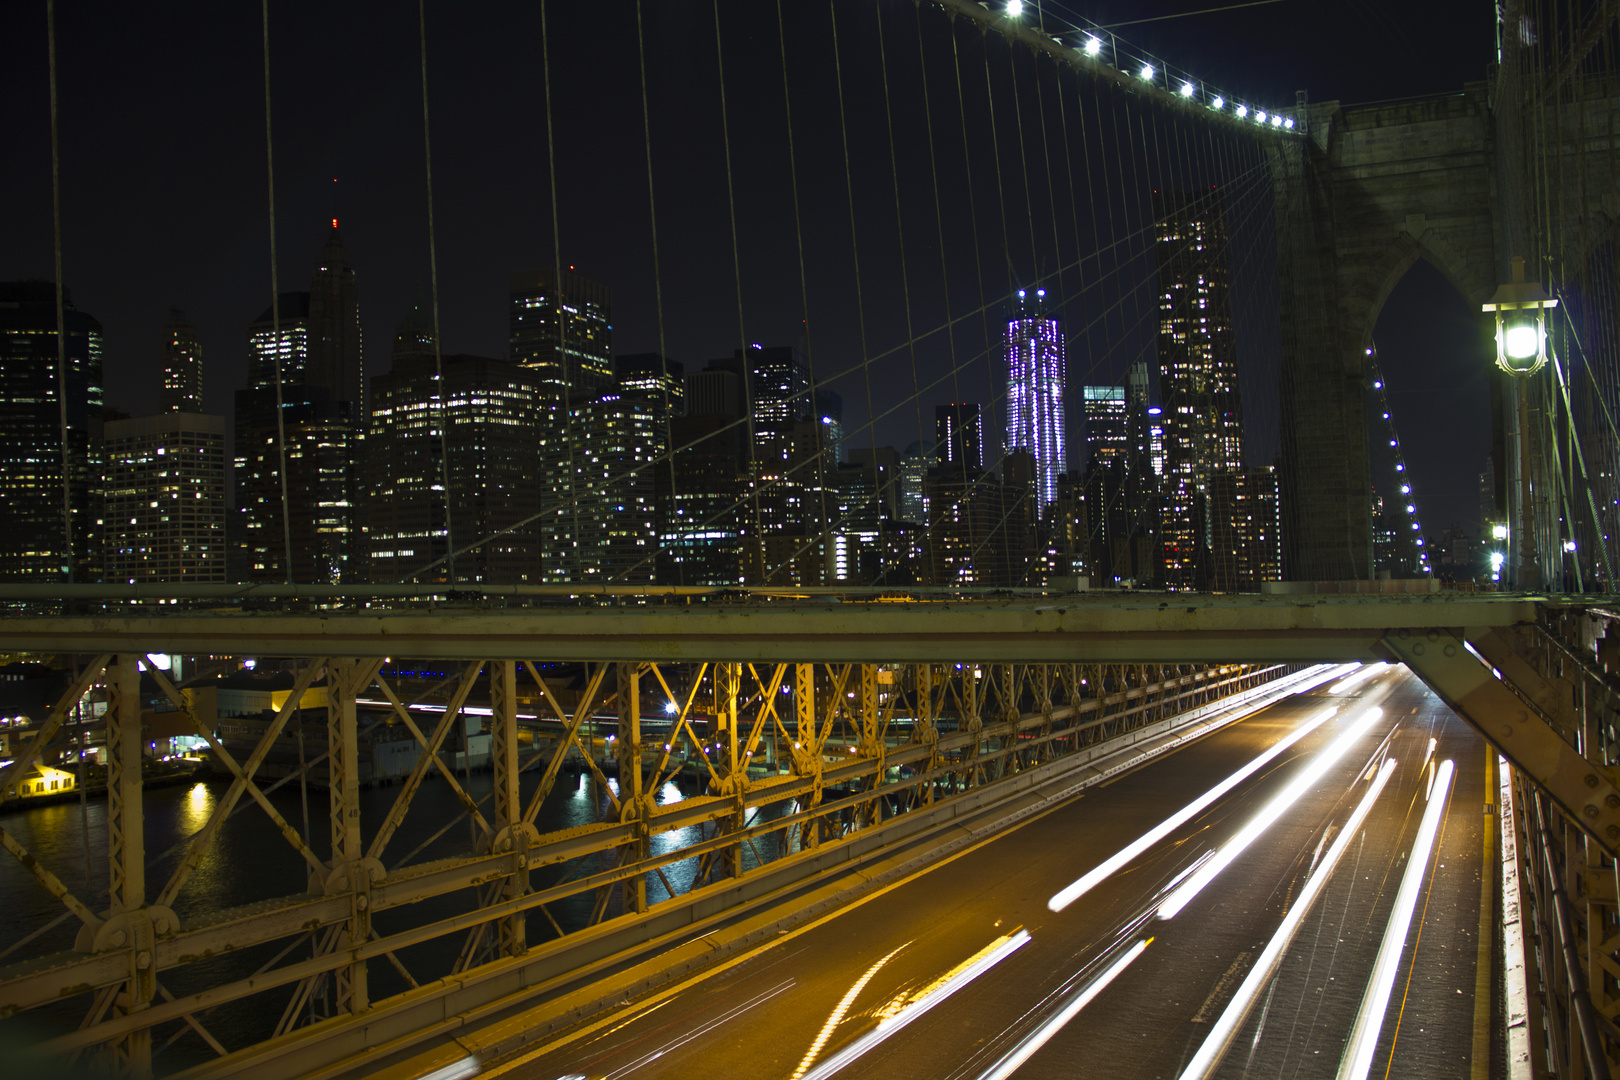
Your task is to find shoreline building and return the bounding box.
[0,282,104,585]
[1004,289,1066,511]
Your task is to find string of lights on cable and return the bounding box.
[994,0,1302,133]
[1366,346,1433,576]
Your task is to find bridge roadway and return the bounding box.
[479,668,1494,1080]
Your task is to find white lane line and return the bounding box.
[971,938,1151,1080]
[1177,757,1398,1080]
[1337,758,1456,1080]
[801,930,1032,1080]
[1047,705,1341,913]
[1158,707,1385,920]
[599,978,796,1080]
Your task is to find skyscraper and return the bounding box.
[104,413,227,587]
[935,402,984,471]
[160,308,202,414]
[232,226,368,584]
[509,267,613,396]
[1082,386,1127,469]
[1154,188,1263,589]
[1004,289,1066,510]
[307,222,364,407]
[369,304,546,585]
[0,283,104,585]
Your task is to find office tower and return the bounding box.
[1154,189,1250,589]
[615,353,685,425]
[104,413,227,586]
[816,387,845,466]
[160,308,203,413]
[510,267,614,396]
[0,283,104,584]
[925,451,1036,588]
[899,440,933,526]
[369,306,545,584]
[1082,386,1128,469]
[658,413,748,585]
[684,368,742,419]
[704,345,813,538]
[308,222,363,406]
[233,225,368,584]
[1004,289,1066,510]
[936,402,984,471]
[572,392,660,585]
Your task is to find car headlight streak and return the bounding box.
[1157,707,1385,920]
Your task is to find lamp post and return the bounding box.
[1483,256,1558,589]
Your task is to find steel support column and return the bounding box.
[326,658,368,1014]
[106,654,153,1076]
[491,660,528,953]
[617,662,647,914]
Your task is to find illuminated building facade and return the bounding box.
[233,225,368,584]
[0,282,104,584]
[1082,386,1128,469]
[509,267,614,397]
[1154,189,1263,589]
[104,412,226,586]
[936,402,984,471]
[369,305,545,585]
[160,308,203,414]
[1004,289,1066,510]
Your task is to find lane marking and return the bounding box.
[1471,745,1494,1080]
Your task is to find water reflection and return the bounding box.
[178,782,215,834]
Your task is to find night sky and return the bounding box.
[0,0,1494,535]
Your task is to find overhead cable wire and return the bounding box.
[261,0,295,585]
[417,0,456,584]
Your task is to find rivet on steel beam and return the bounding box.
[1586,804,1601,817]
[1608,824,1620,840]
[136,950,152,970]
[1586,773,1601,788]
[1605,793,1619,809]
[1413,643,1426,655]
[1502,725,1514,736]
[356,895,369,911]
[1443,644,1457,657]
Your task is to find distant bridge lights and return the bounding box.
[1235,105,1248,118]
[1211,96,1224,109]
[1084,35,1101,56]
[1005,0,1023,17]
[1180,81,1195,97]
[1139,63,1155,80]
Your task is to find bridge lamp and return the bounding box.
[1492,523,1509,540]
[1284,117,1296,129]
[1139,63,1154,80]
[1005,0,1023,16]
[663,700,677,715]
[1084,36,1101,56]
[1211,95,1224,109]
[1483,256,1557,376]
[1564,539,1577,553]
[1235,104,1248,118]
[1180,81,1195,98]
[1271,114,1283,127]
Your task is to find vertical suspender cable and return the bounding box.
[418,0,456,584]
[540,0,584,588]
[774,0,832,584]
[46,0,74,587]
[635,0,683,587]
[712,0,764,582]
[262,0,295,585]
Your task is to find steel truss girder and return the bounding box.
[0,594,1542,663]
[0,653,1283,1075]
[1386,627,1620,859]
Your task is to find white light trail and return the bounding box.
[1048,706,1340,912]
[1158,707,1385,920]
[791,947,907,1080]
[973,939,1150,1080]
[801,930,1031,1080]
[1338,759,1455,1080]
[1328,663,1389,695]
[1177,758,1397,1080]
[418,1057,480,1080]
